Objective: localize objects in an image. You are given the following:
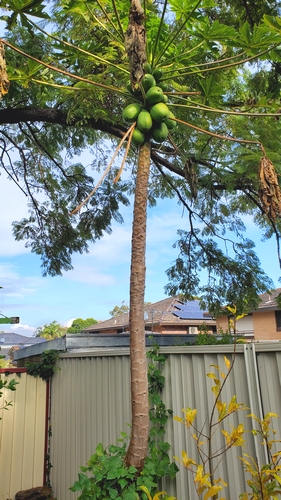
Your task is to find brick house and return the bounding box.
[216,288,281,341]
[83,296,216,335]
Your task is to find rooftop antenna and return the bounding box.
[150,309,155,332]
[122,300,125,333]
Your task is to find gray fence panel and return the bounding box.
[49,344,281,500]
[160,349,257,499]
[50,353,131,500]
[255,344,281,458]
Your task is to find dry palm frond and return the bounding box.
[114,124,134,183]
[0,41,9,97]
[70,123,136,215]
[259,155,281,220]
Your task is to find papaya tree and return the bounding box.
[1,0,281,470]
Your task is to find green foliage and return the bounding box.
[70,438,163,500]
[147,343,179,481]
[35,320,66,339]
[67,317,97,334]
[26,349,60,381]
[109,305,130,317]
[0,351,10,368]
[70,343,178,499]
[0,376,18,418]
[195,331,233,345]
[165,230,274,316]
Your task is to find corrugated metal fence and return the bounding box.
[49,343,281,500]
[0,370,47,500]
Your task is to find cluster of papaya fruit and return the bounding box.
[122,64,176,145]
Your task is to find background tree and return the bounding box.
[35,321,66,340]
[67,317,98,334]
[1,0,281,470]
[109,302,151,317]
[0,350,9,368]
[109,305,130,317]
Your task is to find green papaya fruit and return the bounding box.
[152,122,169,143]
[122,103,142,122]
[150,102,170,122]
[142,74,156,92]
[152,68,163,82]
[137,110,153,132]
[131,128,145,145]
[143,62,152,74]
[166,111,177,130]
[145,86,164,105]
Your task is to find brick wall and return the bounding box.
[252,310,281,341]
[216,316,229,333]
[217,311,281,341]
[161,325,188,334]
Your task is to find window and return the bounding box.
[275,311,281,331]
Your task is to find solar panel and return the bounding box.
[172,300,211,320]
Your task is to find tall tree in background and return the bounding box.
[35,320,66,340]
[109,305,130,317]
[67,317,97,333]
[1,0,281,469]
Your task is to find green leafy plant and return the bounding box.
[70,439,141,500]
[0,376,18,418]
[0,352,10,368]
[70,343,178,499]
[195,332,233,346]
[26,350,60,381]
[147,343,179,484]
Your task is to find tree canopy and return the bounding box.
[67,317,97,333]
[1,0,281,314]
[109,305,130,317]
[35,320,66,339]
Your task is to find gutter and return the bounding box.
[14,336,66,361]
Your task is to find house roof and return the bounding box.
[0,332,46,346]
[257,288,281,311]
[0,333,46,360]
[83,296,215,333]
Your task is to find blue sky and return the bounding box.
[0,165,280,337]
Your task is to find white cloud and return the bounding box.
[62,318,75,327]
[0,264,43,298]
[64,265,117,286]
[87,225,132,264]
[147,210,181,243]
[1,323,36,338]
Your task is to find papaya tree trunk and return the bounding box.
[125,141,151,470]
